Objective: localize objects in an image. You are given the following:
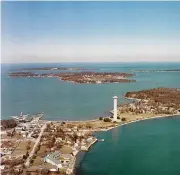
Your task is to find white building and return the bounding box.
[44,151,62,170]
[113,96,118,121]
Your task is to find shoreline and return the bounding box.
[72,113,179,175]
[103,114,179,131]
[8,71,136,84]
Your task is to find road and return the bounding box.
[25,121,50,167]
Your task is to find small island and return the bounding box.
[8,71,136,84]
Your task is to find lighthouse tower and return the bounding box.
[113,96,118,121]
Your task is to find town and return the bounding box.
[1,112,119,175]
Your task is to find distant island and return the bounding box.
[131,69,180,73]
[19,67,98,71]
[8,71,136,84]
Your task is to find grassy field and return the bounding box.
[12,140,34,156]
[59,145,73,154]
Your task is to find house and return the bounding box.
[66,167,73,175]
[60,154,72,160]
[72,150,78,156]
[64,128,72,132]
[55,137,63,143]
[73,126,78,131]
[81,145,88,151]
[87,137,93,143]
[0,165,5,170]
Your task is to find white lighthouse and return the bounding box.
[113,96,118,121]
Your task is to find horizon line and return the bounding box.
[1,61,180,64]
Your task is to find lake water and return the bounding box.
[1,62,180,175]
[75,116,180,175]
[1,62,180,120]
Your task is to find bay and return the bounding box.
[1,62,180,120]
[75,116,180,175]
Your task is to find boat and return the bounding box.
[98,139,104,142]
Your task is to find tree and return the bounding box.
[29,158,34,164]
[86,123,92,129]
[32,154,36,160]
[51,137,56,144]
[41,168,49,175]
[26,151,29,157]
[78,124,83,129]
[26,145,30,151]
[79,135,84,142]
[104,118,110,122]
[23,155,27,160]
[71,133,78,143]
[99,117,103,120]
[62,121,66,125]
[47,141,54,148]
[56,142,63,149]
[121,117,126,121]
[67,123,73,128]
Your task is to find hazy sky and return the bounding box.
[1,1,180,63]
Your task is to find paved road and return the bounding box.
[25,121,49,167]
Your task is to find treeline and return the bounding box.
[125,88,180,109]
[9,72,38,77]
[1,119,17,130]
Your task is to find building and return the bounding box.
[113,96,118,121]
[44,151,62,170]
[44,151,73,171]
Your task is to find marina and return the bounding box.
[12,112,44,123]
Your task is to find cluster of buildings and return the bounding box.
[39,122,98,174]
[42,135,97,174]
[119,99,180,115]
[15,120,44,139]
[13,113,45,139]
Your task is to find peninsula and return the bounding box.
[8,71,136,84]
[116,88,180,122]
[1,88,180,175]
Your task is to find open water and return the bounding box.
[1,62,180,120]
[75,116,180,175]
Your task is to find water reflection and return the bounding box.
[112,127,119,142]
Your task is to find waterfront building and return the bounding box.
[44,151,62,170]
[44,151,73,171]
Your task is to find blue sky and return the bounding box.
[2,1,180,63]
